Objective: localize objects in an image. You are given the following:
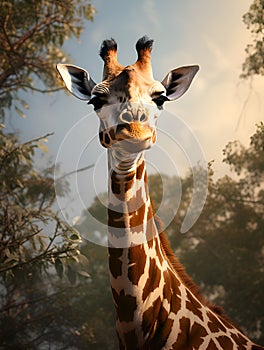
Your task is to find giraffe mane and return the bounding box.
[154,216,232,320]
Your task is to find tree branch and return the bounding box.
[56,164,95,181]
[19,84,63,93]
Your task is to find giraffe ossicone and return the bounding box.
[57,36,263,350]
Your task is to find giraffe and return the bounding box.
[57,36,264,350]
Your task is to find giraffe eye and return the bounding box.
[152,92,168,108]
[88,95,106,111]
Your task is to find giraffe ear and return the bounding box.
[56,64,96,101]
[161,65,199,101]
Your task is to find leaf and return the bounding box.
[20,100,29,109]
[4,247,11,258]
[55,258,64,278]
[77,270,90,278]
[36,141,49,153]
[15,106,26,119]
[72,215,80,225]
[66,266,76,284]
[4,254,19,264]
[70,233,81,241]
[16,179,24,188]
[78,253,89,267]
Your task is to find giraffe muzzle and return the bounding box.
[115,122,154,152]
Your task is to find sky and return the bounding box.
[7,0,264,228]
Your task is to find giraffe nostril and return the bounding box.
[119,111,133,124]
[139,113,147,123]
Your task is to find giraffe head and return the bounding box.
[57,36,199,156]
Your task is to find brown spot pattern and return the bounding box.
[147,237,154,249]
[136,160,145,179]
[128,245,147,285]
[142,258,161,301]
[129,203,146,229]
[173,317,190,348]
[158,305,169,324]
[142,297,161,336]
[169,276,181,314]
[185,290,203,320]
[154,239,163,265]
[152,131,157,144]
[190,321,208,348]
[111,171,121,195]
[146,206,156,241]
[108,206,126,229]
[117,331,125,350]
[124,173,135,193]
[111,288,137,322]
[127,187,145,212]
[217,335,234,349]
[207,340,219,350]
[123,329,139,350]
[108,247,123,278]
[162,271,172,302]
[152,317,174,350]
[110,170,135,196]
[207,312,227,333]
[232,332,248,347]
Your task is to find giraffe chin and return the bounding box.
[120,138,153,153]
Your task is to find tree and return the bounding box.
[0,0,96,120]
[0,126,94,348]
[0,1,97,347]
[241,0,264,78]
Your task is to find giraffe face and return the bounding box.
[92,67,165,152]
[57,36,199,154]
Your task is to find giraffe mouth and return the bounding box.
[115,122,154,152]
[116,132,153,152]
[122,138,152,152]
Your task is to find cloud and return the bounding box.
[204,36,231,71]
[142,0,160,27]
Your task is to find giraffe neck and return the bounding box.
[107,148,158,248]
[107,148,163,347]
[107,149,258,350]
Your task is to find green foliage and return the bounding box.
[0,0,96,120]
[0,126,82,277]
[223,122,264,183]
[0,1,98,347]
[0,126,91,348]
[241,0,264,78]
